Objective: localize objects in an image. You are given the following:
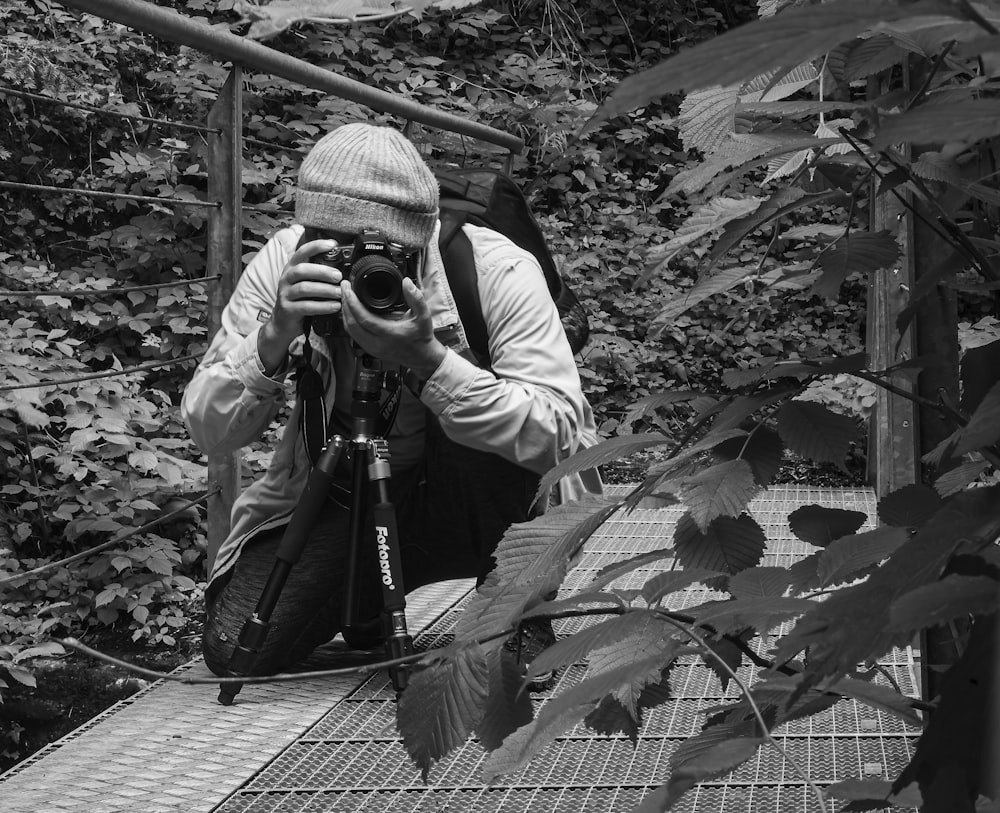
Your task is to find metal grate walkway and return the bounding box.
[0,485,921,813]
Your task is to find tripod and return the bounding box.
[217,350,414,705]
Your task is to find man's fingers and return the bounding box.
[402,277,429,319]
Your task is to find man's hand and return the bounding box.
[341,276,447,378]
[257,238,343,376]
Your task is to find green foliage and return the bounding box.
[387,3,1000,811]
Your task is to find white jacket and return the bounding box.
[182,222,601,585]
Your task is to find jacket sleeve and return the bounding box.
[419,227,593,475]
[181,229,298,456]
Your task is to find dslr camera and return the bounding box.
[307,230,420,337]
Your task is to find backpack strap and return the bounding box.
[438,214,491,368]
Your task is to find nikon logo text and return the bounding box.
[376,526,395,590]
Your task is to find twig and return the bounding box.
[655,611,829,813]
[905,41,956,112]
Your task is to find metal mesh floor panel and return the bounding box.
[1,486,921,813]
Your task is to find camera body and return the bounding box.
[309,230,420,337]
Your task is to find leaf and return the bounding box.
[843,33,911,80]
[635,725,765,812]
[888,575,999,634]
[641,568,726,605]
[739,99,863,117]
[813,231,900,299]
[877,483,943,526]
[740,63,820,102]
[236,0,403,39]
[829,676,922,728]
[588,549,677,593]
[687,596,815,636]
[4,664,36,687]
[482,654,667,783]
[396,642,488,781]
[643,197,764,281]
[586,627,683,716]
[729,566,792,598]
[650,265,759,332]
[623,391,705,428]
[679,459,760,532]
[525,610,667,682]
[699,632,747,692]
[763,147,811,183]
[535,434,669,502]
[893,616,998,806]
[587,1,947,126]
[678,84,740,154]
[934,459,989,497]
[817,526,911,587]
[706,188,846,274]
[458,496,623,641]
[475,643,533,752]
[776,400,861,465]
[953,380,1000,457]
[788,504,868,547]
[673,512,767,575]
[960,338,1000,414]
[776,486,1000,692]
[875,100,1000,149]
[713,425,785,488]
[584,694,641,744]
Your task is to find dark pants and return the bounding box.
[202,419,540,676]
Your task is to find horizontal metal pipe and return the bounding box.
[0,85,219,135]
[0,180,217,208]
[56,0,524,154]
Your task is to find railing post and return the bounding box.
[204,66,243,575]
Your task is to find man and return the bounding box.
[182,122,601,679]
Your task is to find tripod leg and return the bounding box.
[218,437,347,705]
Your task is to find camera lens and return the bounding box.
[352,255,405,312]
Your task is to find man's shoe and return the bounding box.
[503,618,557,691]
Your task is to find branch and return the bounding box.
[655,610,829,813]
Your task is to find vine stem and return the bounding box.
[654,611,829,813]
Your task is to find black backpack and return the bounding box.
[435,169,589,366]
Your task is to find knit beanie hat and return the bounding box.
[295,123,439,248]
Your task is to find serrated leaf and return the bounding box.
[641,567,725,606]
[700,633,747,692]
[729,566,792,598]
[952,380,1000,456]
[741,63,819,102]
[650,265,759,333]
[525,610,666,682]
[623,391,705,428]
[829,676,923,728]
[763,147,811,183]
[933,459,989,497]
[888,575,1000,634]
[396,642,488,781]
[739,99,863,117]
[817,526,911,587]
[960,338,1000,414]
[636,725,764,812]
[788,504,869,547]
[875,100,1000,149]
[814,231,900,299]
[679,84,740,154]
[878,484,943,526]
[589,549,676,593]
[713,425,785,488]
[673,512,767,575]
[776,485,1000,691]
[589,1,942,125]
[843,33,910,80]
[688,596,815,636]
[475,643,533,752]
[535,434,669,502]
[482,654,667,782]
[776,400,861,465]
[644,197,764,282]
[586,625,683,715]
[458,496,622,641]
[679,459,760,532]
[584,694,641,744]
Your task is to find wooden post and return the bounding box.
[204,66,243,575]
